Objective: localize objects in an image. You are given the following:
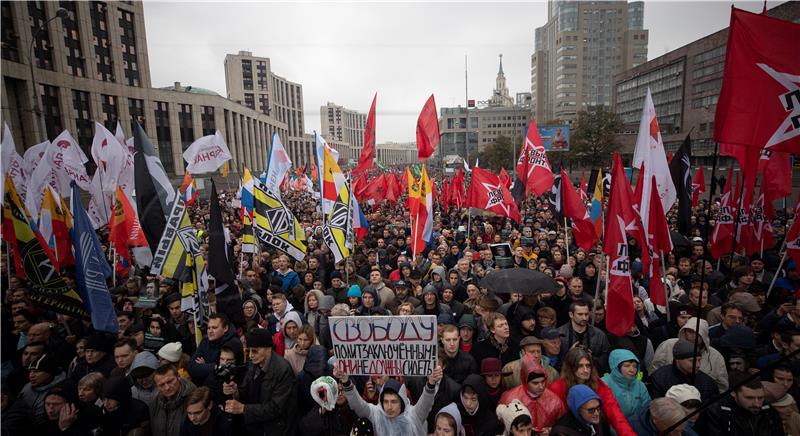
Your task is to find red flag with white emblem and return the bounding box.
[786,202,800,266]
[466,167,521,223]
[691,166,705,208]
[560,169,596,251]
[516,117,554,196]
[710,167,736,260]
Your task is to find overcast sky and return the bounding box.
[143,1,783,144]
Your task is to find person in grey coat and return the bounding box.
[148,363,196,436]
[223,328,297,436]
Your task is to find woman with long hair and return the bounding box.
[548,347,636,436]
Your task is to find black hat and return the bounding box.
[102,376,133,405]
[246,328,273,348]
[673,338,696,360]
[85,333,114,354]
[394,280,409,289]
[28,353,59,374]
[330,271,343,280]
[45,379,78,405]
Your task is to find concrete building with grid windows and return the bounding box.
[0,1,289,179]
[320,102,367,165]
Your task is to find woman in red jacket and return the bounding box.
[548,347,636,436]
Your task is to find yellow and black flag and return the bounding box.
[1,176,88,319]
[241,213,258,254]
[150,189,209,345]
[322,181,353,264]
[253,185,306,261]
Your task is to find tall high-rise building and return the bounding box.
[531,0,648,123]
[224,51,311,166]
[320,102,367,164]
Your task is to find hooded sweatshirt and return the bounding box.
[457,374,503,436]
[436,403,463,435]
[499,356,565,431]
[649,317,729,392]
[600,349,650,420]
[130,351,159,403]
[343,378,438,436]
[274,310,305,357]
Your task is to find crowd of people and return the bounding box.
[2,171,799,436]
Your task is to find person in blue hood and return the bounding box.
[551,384,610,436]
[601,349,650,421]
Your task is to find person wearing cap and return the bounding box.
[97,376,150,436]
[540,327,563,370]
[158,342,192,380]
[698,370,784,436]
[440,325,477,384]
[455,373,503,435]
[385,280,420,315]
[666,384,702,435]
[333,359,443,436]
[414,284,451,316]
[649,302,696,348]
[649,338,720,404]
[650,316,729,392]
[223,328,297,435]
[71,333,116,381]
[480,357,511,410]
[601,349,650,421]
[499,353,565,433]
[503,336,559,388]
[551,385,610,436]
[20,354,66,425]
[326,270,350,303]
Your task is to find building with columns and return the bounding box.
[320,102,367,165]
[0,1,288,179]
[376,142,417,166]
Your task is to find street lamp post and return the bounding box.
[28,7,68,141]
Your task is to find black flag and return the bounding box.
[669,134,693,236]
[133,120,166,254]
[208,180,236,290]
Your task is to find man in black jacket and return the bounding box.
[698,371,784,436]
[223,328,297,436]
[441,325,477,383]
[649,339,719,404]
[181,386,231,436]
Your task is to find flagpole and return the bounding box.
[112,247,117,288]
[592,213,606,328]
[563,217,570,259]
[344,173,353,285]
[765,240,788,299]
[660,249,670,321]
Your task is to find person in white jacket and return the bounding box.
[649,317,729,392]
[334,363,443,435]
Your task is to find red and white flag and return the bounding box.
[560,169,596,251]
[604,153,647,337]
[786,202,800,266]
[516,117,554,196]
[710,167,736,260]
[749,192,776,255]
[691,166,706,208]
[633,88,676,236]
[466,167,521,223]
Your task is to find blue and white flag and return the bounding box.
[265,132,292,197]
[70,182,118,334]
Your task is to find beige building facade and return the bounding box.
[376,142,417,166]
[320,102,366,164]
[531,0,648,123]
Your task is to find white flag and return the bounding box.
[23,140,48,176]
[1,124,27,203]
[632,87,677,233]
[50,130,92,192]
[91,122,130,194]
[265,132,292,197]
[183,130,232,174]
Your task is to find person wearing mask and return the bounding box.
[551,385,611,436]
[223,328,297,435]
[699,371,784,436]
[334,362,443,435]
[455,374,503,435]
[149,364,197,436]
[440,325,477,384]
[98,376,150,435]
[499,356,565,434]
[187,314,240,383]
[471,313,521,366]
[549,347,636,436]
[181,386,231,435]
[600,349,650,422]
[556,302,611,373]
[649,338,720,404]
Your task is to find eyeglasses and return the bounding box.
[583,406,601,415]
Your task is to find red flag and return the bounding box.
[647,176,673,307]
[310,158,319,182]
[750,192,776,255]
[499,168,512,190]
[353,172,368,202]
[354,93,377,174]
[560,169,596,251]
[604,153,647,337]
[441,178,450,212]
[714,8,800,155]
[786,202,800,266]
[466,167,521,223]
[108,186,149,266]
[363,174,387,204]
[710,167,736,259]
[516,117,554,196]
[430,177,438,202]
[452,168,466,210]
[759,150,793,199]
[416,95,440,161]
[691,166,705,207]
[735,180,757,255]
[385,174,402,205]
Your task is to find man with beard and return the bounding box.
[385,280,420,315]
[556,301,611,373]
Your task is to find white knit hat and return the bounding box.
[665,384,701,404]
[496,400,531,434]
[157,342,183,363]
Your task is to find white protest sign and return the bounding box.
[330,315,438,376]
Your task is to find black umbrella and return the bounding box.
[480,268,560,295]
